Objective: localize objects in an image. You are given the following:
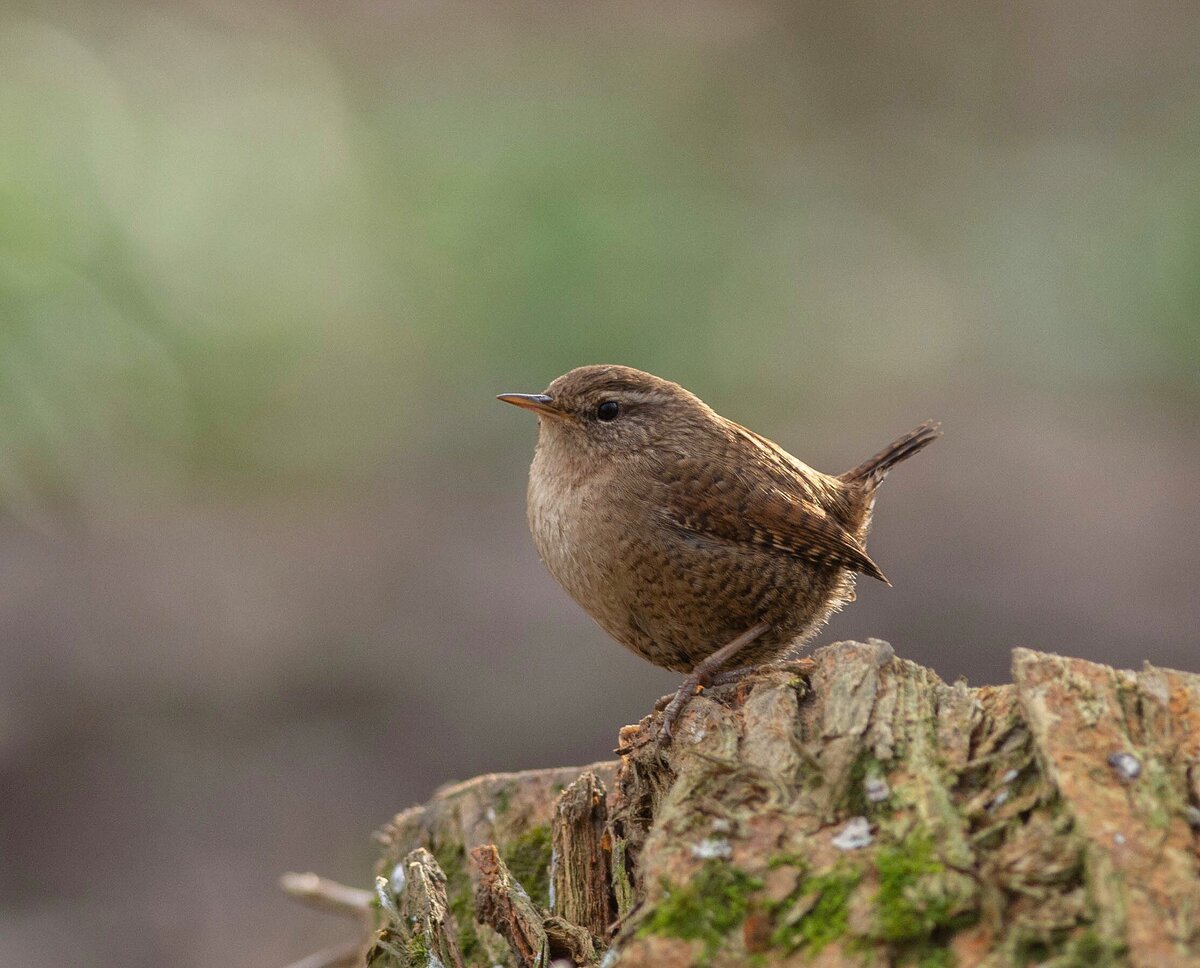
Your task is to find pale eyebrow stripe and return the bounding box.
[616,391,660,405]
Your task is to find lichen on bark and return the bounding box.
[340,641,1200,967]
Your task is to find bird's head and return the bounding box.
[498,364,715,461]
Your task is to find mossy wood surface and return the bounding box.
[362,642,1200,967]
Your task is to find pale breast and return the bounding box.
[526,448,635,644]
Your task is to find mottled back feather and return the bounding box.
[650,441,890,584]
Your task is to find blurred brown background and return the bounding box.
[1,0,1197,965]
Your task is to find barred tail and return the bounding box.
[839,420,942,487]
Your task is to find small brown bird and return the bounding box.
[499,365,940,741]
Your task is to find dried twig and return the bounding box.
[279,871,373,919]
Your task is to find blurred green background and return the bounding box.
[1,1,1197,965]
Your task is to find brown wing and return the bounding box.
[651,431,889,584]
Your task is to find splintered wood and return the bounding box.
[363,643,1200,967]
[366,847,464,968]
[551,772,614,940]
[471,845,549,967]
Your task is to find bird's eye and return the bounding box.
[596,400,620,421]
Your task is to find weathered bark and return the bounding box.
[366,847,465,968]
[334,641,1200,967]
[471,844,550,966]
[551,771,614,940]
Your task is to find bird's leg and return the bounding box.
[707,665,755,688]
[658,621,770,745]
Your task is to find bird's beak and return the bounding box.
[496,393,565,420]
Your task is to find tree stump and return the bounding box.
[342,641,1200,967]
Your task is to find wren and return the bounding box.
[499,365,940,741]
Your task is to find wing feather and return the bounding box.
[650,431,889,583]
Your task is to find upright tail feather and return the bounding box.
[839,420,942,487]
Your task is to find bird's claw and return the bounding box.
[657,678,701,747]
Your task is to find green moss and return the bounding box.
[772,866,862,954]
[494,783,514,816]
[917,949,954,968]
[1014,937,1050,966]
[404,933,429,967]
[1015,928,1127,968]
[876,835,951,941]
[874,833,976,966]
[436,843,482,964]
[611,837,638,920]
[638,861,764,964]
[366,928,407,968]
[766,852,808,872]
[843,750,885,816]
[1138,756,1178,830]
[502,824,553,909]
[1063,929,1126,967]
[429,824,557,963]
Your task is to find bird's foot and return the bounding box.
[656,621,770,748]
[658,675,705,746]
